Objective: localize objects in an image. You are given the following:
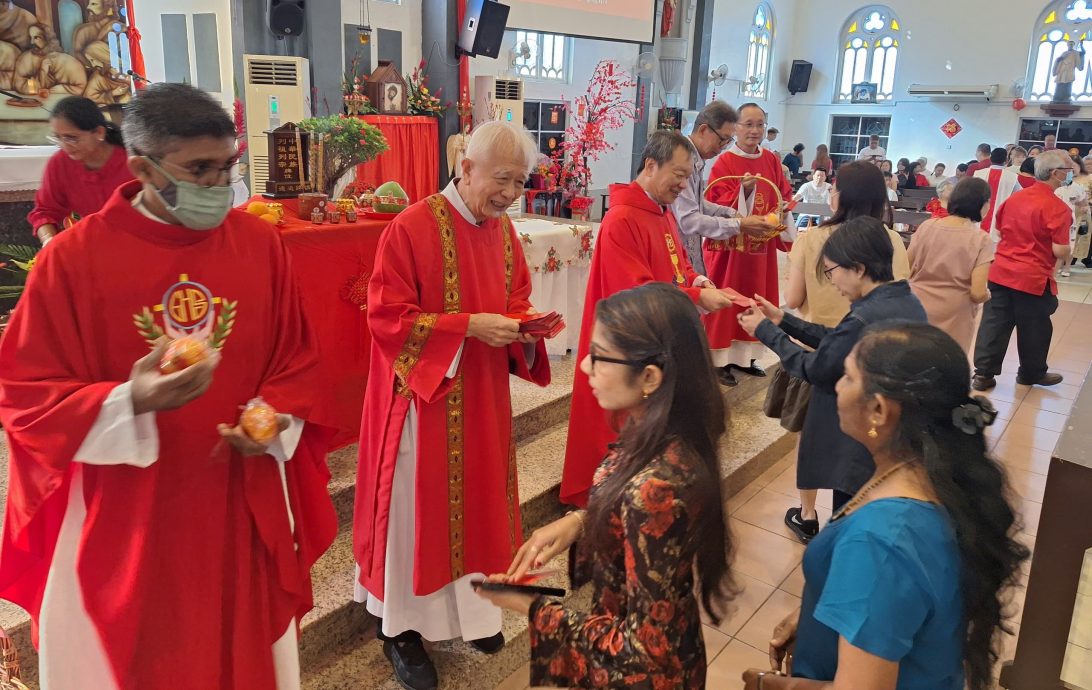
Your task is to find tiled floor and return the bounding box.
[496,283,1092,690]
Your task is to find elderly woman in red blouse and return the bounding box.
[28,96,134,245]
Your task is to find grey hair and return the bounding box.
[937,177,956,196]
[694,100,738,132]
[464,120,538,175]
[1035,149,1072,180]
[122,83,235,157]
[639,130,690,172]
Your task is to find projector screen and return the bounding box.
[505,0,656,45]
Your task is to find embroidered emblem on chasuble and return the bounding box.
[132,273,238,349]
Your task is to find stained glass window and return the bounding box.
[1028,1,1092,102]
[744,4,774,99]
[835,6,902,102]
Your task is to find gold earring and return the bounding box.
[642,391,650,400]
[867,421,878,438]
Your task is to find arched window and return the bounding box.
[744,3,774,100]
[835,5,902,102]
[1028,0,1092,102]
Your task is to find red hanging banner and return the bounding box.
[126,0,148,89]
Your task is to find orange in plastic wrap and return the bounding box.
[160,336,211,374]
[765,212,782,226]
[240,397,279,443]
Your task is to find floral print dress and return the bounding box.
[528,444,710,689]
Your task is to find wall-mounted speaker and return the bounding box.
[788,60,813,95]
[268,0,305,37]
[458,0,510,58]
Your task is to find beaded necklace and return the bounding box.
[831,461,913,520]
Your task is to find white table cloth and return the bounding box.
[510,215,597,356]
[0,145,57,192]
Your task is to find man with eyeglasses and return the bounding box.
[703,102,795,387]
[972,149,1072,392]
[0,82,337,688]
[561,130,740,506]
[673,100,776,275]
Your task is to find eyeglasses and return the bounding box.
[712,129,734,148]
[737,122,767,130]
[589,353,663,373]
[822,264,843,280]
[47,133,82,146]
[143,154,238,187]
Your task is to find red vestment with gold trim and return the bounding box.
[354,195,549,597]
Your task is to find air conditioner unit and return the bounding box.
[243,54,312,193]
[473,75,524,127]
[906,84,999,101]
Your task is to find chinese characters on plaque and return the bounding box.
[264,123,314,198]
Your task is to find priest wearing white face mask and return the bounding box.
[0,82,336,689]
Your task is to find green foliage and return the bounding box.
[299,115,389,195]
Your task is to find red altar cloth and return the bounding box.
[354,115,440,204]
[243,196,388,448]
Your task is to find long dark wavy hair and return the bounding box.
[581,282,735,624]
[854,322,1029,690]
[822,160,893,228]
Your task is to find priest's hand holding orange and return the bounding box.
[217,412,292,457]
[130,339,221,415]
[740,214,779,238]
[468,313,522,347]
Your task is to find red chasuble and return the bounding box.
[702,147,792,349]
[560,182,702,507]
[354,194,550,598]
[0,181,337,689]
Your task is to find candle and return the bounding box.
[24,77,39,96]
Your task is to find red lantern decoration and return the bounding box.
[1013,98,1027,111]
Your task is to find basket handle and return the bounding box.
[704,174,785,209]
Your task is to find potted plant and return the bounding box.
[299,114,389,198]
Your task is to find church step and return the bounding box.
[325,356,577,529]
[298,363,794,688]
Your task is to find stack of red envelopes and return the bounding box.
[506,311,566,338]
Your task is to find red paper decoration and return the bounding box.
[940,118,963,139]
[1012,97,1027,111]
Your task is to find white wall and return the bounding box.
[339,0,423,76]
[705,0,797,135]
[778,0,1043,169]
[141,0,236,106]
[469,36,639,189]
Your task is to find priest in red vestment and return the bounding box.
[560,131,737,507]
[704,103,794,385]
[353,121,551,690]
[0,84,336,690]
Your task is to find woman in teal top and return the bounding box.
[743,322,1029,690]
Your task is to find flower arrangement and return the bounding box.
[406,60,449,117]
[299,114,389,197]
[342,55,377,116]
[551,60,638,201]
[0,244,39,302]
[233,97,248,159]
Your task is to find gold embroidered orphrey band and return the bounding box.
[423,194,515,581]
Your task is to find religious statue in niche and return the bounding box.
[661,0,677,38]
[1054,40,1087,104]
[0,0,132,110]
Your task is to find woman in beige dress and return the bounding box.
[907,177,993,354]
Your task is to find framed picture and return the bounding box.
[851,82,878,104]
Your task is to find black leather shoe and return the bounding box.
[717,366,738,387]
[971,375,996,391]
[383,631,438,690]
[731,360,767,377]
[469,631,505,654]
[1016,372,1064,387]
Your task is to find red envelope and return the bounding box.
[720,288,754,308]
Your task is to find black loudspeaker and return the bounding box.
[268,0,305,37]
[788,60,813,94]
[457,0,510,58]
